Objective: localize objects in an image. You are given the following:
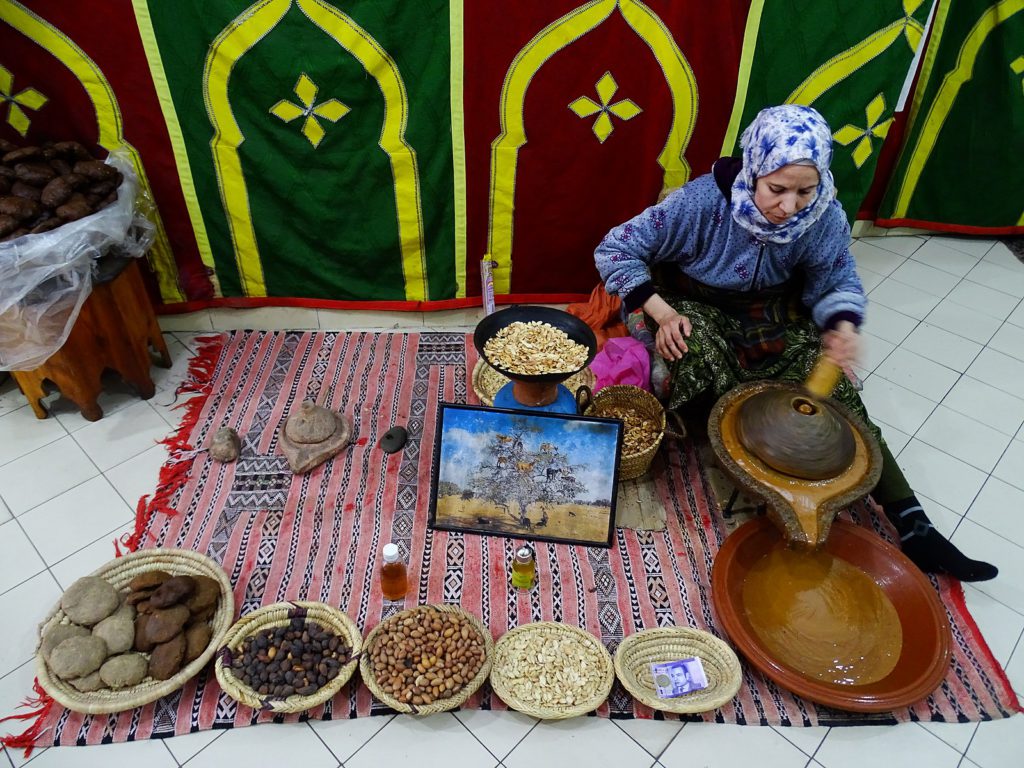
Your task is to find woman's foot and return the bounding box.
[886,499,998,582]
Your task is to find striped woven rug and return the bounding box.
[5,330,1019,750]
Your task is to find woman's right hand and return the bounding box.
[642,293,691,360]
[654,312,692,360]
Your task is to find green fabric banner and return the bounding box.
[142,0,456,301]
[723,0,933,221]
[879,0,1024,232]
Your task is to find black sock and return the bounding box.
[882,497,998,582]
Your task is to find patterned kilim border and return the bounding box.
[2,331,1019,756]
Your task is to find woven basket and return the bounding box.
[471,358,595,407]
[613,627,742,714]
[581,385,666,480]
[359,604,493,715]
[214,601,362,714]
[490,622,614,719]
[35,548,234,714]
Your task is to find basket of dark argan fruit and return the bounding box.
[214,601,362,713]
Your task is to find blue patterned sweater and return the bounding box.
[594,171,865,329]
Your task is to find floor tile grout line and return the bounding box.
[333,713,394,765]
[450,709,511,763]
[609,717,680,761]
[915,719,977,758]
[303,719,346,767]
[0,470,102,523]
[0,407,68,469]
[159,738,182,767]
[0,514,132,602]
[482,711,542,763]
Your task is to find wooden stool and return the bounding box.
[11,258,171,421]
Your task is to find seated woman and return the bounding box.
[595,104,996,582]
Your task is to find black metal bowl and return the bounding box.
[473,306,597,383]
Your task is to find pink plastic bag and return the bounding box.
[590,336,651,392]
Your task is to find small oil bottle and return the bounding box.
[511,545,536,590]
[381,543,408,601]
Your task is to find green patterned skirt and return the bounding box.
[654,273,885,448]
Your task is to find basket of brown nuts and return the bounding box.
[489,622,614,719]
[214,601,361,714]
[360,604,493,715]
[35,548,234,714]
[578,385,666,480]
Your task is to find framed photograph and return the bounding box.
[429,403,623,548]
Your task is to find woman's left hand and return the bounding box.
[822,320,861,370]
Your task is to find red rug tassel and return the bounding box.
[0,678,55,758]
[116,334,226,556]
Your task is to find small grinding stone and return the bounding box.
[99,653,149,689]
[61,576,119,626]
[92,614,135,655]
[40,623,90,661]
[49,635,108,680]
[378,426,408,454]
[69,671,104,692]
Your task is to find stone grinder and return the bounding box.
[707,358,882,548]
[708,358,952,711]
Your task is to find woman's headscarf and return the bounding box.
[730,104,837,244]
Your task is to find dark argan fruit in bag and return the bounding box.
[56,194,92,222]
[41,175,74,208]
[31,218,63,235]
[101,191,117,208]
[14,162,56,186]
[0,195,40,221]
[0,138,17,155]
[0,213,19,237]
[0,166,14,180]
[10,181,41,202]
[49,157,72,176]
[88,174,121,199]
[73,159,116,181]
[2,146,41,164]
[0,228,29,242]
[0,177,10,196]
[53,141,91,161]
[63,172,89,191]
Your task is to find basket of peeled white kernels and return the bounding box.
[577,385,667,480]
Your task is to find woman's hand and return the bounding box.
[643,294,691,360]
[822,320,861,370]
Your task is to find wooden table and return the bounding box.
[11,257,171,421]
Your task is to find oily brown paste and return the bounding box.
[742,546,902,686]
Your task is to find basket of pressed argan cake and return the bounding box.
[36,548,234,714]
[359,604,493,715]
[489,621,614,719]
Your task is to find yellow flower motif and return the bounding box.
[269,73,349,149]
[1012,56,1024,95]
[902,0,926,50]
[0,64,48,137]
[568,72,642,144]
[833,93,894,169]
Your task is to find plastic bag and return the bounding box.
[0,153,154,371]
[590,336,652,392]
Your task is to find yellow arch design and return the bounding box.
[204,0,428,300]
[487,0,697,294]
[894,0,1024,217]
[786,17,923,106]
[2,0,183,303]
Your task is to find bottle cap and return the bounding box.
[383,543,401,563]
[515,546,533,563]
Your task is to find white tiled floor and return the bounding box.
[1,234,1022,767]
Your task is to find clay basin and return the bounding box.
[712,517,952,712]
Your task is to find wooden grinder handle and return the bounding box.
[805,355,842,400]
